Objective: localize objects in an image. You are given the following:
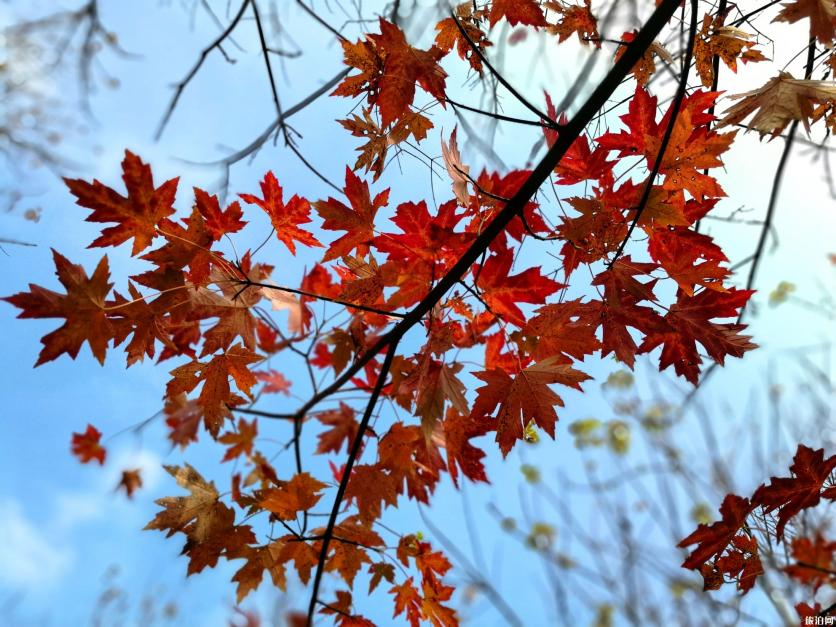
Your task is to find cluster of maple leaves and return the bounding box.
[5,0,836,624]
[679,444,836,619]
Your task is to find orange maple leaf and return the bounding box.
[71,424,107,465]
[167,343,262,436]
[489,0,546,27]
[219,418,258,462]
[4,250,113,365]
[260,472,328,520]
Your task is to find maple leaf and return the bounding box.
[614,31,673,85]
[590,258,666,367]
[219,418,258,462]
[325,518,385,587]
[137,204,215,285]
[639,288,757,384]
[558,196,628,275]
[434,3,491,73]
[4,250,114,365]
[239,172,322,255]
[400,354,468,434]
[145,463,219,537]
[315,167,389,261]
[377,422,445,504]
[117,468,143,498]
[752,444,836,540]
[552,133,614,185]
[71,424,107,465]
[376,199,471,268]
[784,534,836,591]
[336,19,447,127]
[648,228,730,295]
[345,464,399,523]
[441,128,471,205]
[64,150,179,255]
[319,591,376,627]
[489,0,546,27]
[471,358,591,456]
[340,108,434,181]
[164,393,202,449]
[255,370,292,395]
[600,88,735,201]
[152,480,255,576]
[315,402,360,455]
[108,282,177,366]
[259,284,304,336]
[694,15,766,88]
[368,561,396,593]
[442,408,492,486]
[473,247,562,327]
[719,72,836,136]
[260,472,328,520]
[231,544,288,602]
[609,181,690,228]
[373,19,447,127]
[167,343,262,437]
[678,494,755,569]
[526,300,602,363]
[193,188,247,241]
[545,0,600,44]
[391,578,424,627]
[773,0,836,45]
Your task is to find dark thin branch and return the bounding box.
[737,38,816,324]
[306,343,399,625]
[445,97,547,128]
[732,0,783,27]
[241,279,406,318]
[297,2,686,623]
[209,69,349,168]
[155,0,251,140]
[251,0,288,142]
[609,0,699,268]
[695,0,728,233]
[295,0,348,42]
[231,406,295,419]
[450,12,557,127]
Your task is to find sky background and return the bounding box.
[1,1,834,625]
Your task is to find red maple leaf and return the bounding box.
[678,494,755,569]
[489,0,546,27]
[752,444,836,540]
[335,19,447,127]
[470,358,591,456]
[639,288,757,384]
[193,188,247,241]
[65,150,178,255]
[240,172,322,255]
[316,167,389,262]
[472,247,562,327]
[315,402,361,455]
[72,424,107,465]
[784,533,836,590]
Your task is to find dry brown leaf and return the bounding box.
[718,72,836,136]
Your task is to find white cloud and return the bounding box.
[0,447,165,596]
[0,499,71,590]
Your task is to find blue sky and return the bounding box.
[1,1,834,626]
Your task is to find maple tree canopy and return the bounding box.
[4,0,836,624]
